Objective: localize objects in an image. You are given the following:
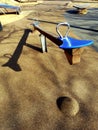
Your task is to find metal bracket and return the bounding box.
[56,22,70,39]
[39,34,47,53]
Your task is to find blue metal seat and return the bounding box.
[56,22,94,49]
[58,36,93,49]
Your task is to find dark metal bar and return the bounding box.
[33,24,62,46]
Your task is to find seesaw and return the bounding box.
[73,5,89,14]
[0,3,21,14]
[31,22,93,64]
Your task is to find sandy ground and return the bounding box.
[0,1,98,130]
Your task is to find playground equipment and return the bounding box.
[17,0,37,2]
[0,3,21,14]
[73,5,89,14]
[32,22,93,64]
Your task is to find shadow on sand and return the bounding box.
[2,29,41,71]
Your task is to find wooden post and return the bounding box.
[78,8,88,14]
[72,48,84,64]
[64,48,84,64]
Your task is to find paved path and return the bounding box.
[64,8,98,51]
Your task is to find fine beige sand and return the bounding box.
[0,0,98,130]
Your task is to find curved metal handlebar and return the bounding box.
[56,22,70,39]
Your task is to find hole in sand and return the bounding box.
[57,96,79,116]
